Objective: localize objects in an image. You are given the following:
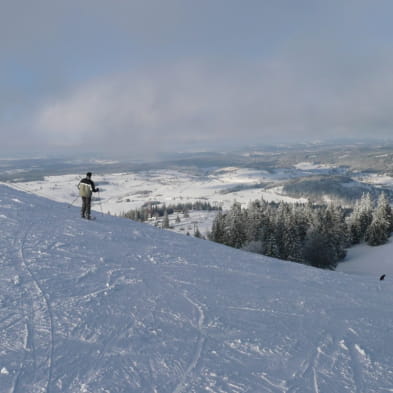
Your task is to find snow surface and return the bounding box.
[1,184,393,393]
[337,238,393,276]
[293,162,335,171]
[357,174,393,188]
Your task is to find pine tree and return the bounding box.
[366,215,389,246]
[245,200,263,242]
[322,204,348,261]
[273,202,289,259]
[366,193,391,246]
[304,228,336,269]
[347,203,362,244]
[347,193,373,244]
[376,192,393,233]
[194,226,202,238]
[285,205,308,262]
[358,193,373,237]
[264,232,280,258]
[225,202,247,248]
[162,209,170,228]
[210,211,226,244]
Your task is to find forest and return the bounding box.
[209,193,393,269]
[123,201,220,223]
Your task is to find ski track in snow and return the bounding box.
[171,292,206,393]
[1,184,393,393]
[12,218,55,393]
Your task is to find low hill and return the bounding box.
[282,174,393,203]
[1,185,392,392]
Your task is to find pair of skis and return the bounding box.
[81,216,96,221]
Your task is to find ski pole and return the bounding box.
[68,195,79,208]
[97,190,104,215]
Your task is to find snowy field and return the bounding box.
[1,184,393,392]
[4,167,307,237]
[5,168,306,214]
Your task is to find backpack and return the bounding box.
[79,182,92,197]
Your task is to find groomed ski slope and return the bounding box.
[1,184,393,393]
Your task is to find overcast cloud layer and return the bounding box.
[2,0,393,157]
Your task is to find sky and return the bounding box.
[2,0,393,158]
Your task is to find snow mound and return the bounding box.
[1,184,393,393]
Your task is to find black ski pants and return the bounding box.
[81,196,92,218]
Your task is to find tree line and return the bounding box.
[209,193,393,269]
[123,201,220,222]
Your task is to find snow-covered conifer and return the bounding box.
[210,211,226,244]
[366,193,391,246]
[162,209,170,228]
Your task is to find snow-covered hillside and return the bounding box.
[1,184,393,393]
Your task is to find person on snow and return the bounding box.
[78,172,99,219]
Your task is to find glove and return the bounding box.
[96,188,100,192]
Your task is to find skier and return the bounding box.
[78,172,99,219]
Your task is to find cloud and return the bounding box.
[3,1,393,155]
[35,63,219,154]
[33,53,393,156]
